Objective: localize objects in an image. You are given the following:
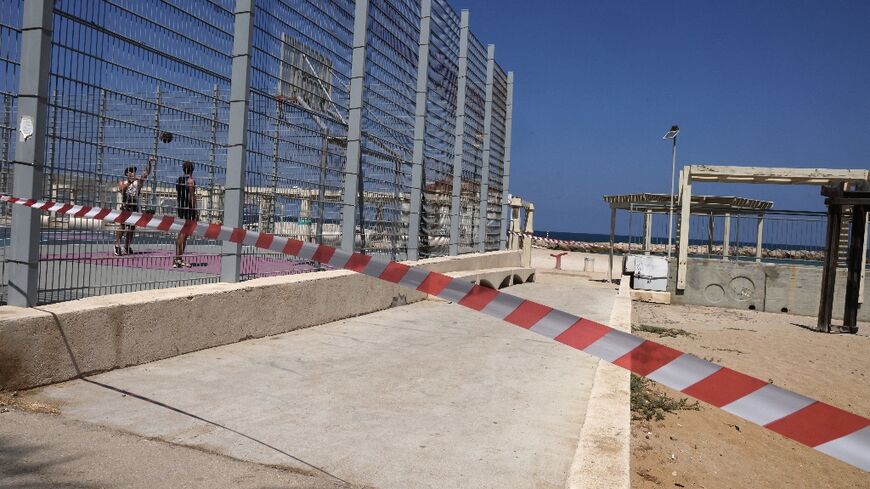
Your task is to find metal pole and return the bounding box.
[47,88,57,203]
[449,10,470,256]
[477,44,495,253]
[151,87,161,210]
[269,98,281,234]
[499,72,514,251]
[221,0,254,282]
[2,94,11,193]
[667,135,676,259]
[316,128,328,245]
[340,0,369,252]
[722,212,731,259]
[609,207,616,283]
[755,214,764,262]
[9,0,54,307]
[96,89,106,208]
[407,0,432,261]
[208,84,218,222]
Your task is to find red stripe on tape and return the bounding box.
[204,223,222,240]
[40,200,55,210]
[179,219,198,236]
[379,262,410,283]
[23,199,36,207]
[417,273,452,295]
[554,318,611,350]
[57,203,73,214]
[311,245,335,265]
[682,367,767,408]
[765,402,870,447]
[93,208,111,220]
[114,211,132,224]
[344,253,372,272]
[283,239,303,256]
[458,284,500,311]
[504,300,552,329]
[613,340,684,377]
[156,216,175,231]
[255,232,273,249]
[74,206,92,218]
[229,228,246,243]
[135,213,154,228]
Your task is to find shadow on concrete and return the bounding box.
[0,434,97,489]
[35,308,352,488]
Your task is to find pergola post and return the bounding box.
[676,169,692,290]
[755,214,764,262]
[609,207,616,283]
[722,213,731,259]
[844,204,867,331]
[643,209,652,255]
[817,200,843,332]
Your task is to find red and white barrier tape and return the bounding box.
[5,195,868,471]
[510,231,589,247]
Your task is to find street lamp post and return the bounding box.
[663,125,680,259]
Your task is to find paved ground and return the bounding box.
[5,273,617,488]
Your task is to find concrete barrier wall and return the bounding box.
[0,251,522,391]
[671,258,869,320]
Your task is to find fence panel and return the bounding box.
[0,0,513,305]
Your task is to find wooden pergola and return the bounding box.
[676,165,870,333]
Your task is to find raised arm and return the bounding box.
[140,155,155,180]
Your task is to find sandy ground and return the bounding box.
[630,302,870,489]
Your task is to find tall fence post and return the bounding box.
[208,84,218,222]
[341,0,369,252]
[221,0,254,282]
[722,212,731,259]
[407,0,432,261]
[8,0,53,307]
[151,87,161,210]
[96,89,106,208]
[477,44,495,253]
[499,72,514,250]
[449,10,470,256]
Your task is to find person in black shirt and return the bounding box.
[114,155,154,256]
[174,161,197,268]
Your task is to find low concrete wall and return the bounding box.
[0,251,522,391]
[671,258,869,320]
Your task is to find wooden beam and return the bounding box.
[688,165,869,186]
[818,202,843,333]
[843,205,867,332]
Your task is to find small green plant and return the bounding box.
[630,375,700,421]
[633,323,695,339]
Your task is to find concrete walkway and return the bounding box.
[14,274,617,488]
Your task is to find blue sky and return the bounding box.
[453,1,870,234]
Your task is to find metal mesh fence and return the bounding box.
[458,33,486,253]
[486,63,507,250]
[420,0,459,258]
[623,208,869,267]
[244,0,354,279]
[0,0,512,305]
[359,0,418,260]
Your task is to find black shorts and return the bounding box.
[178,208,199,221]
[120,203,139,230]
